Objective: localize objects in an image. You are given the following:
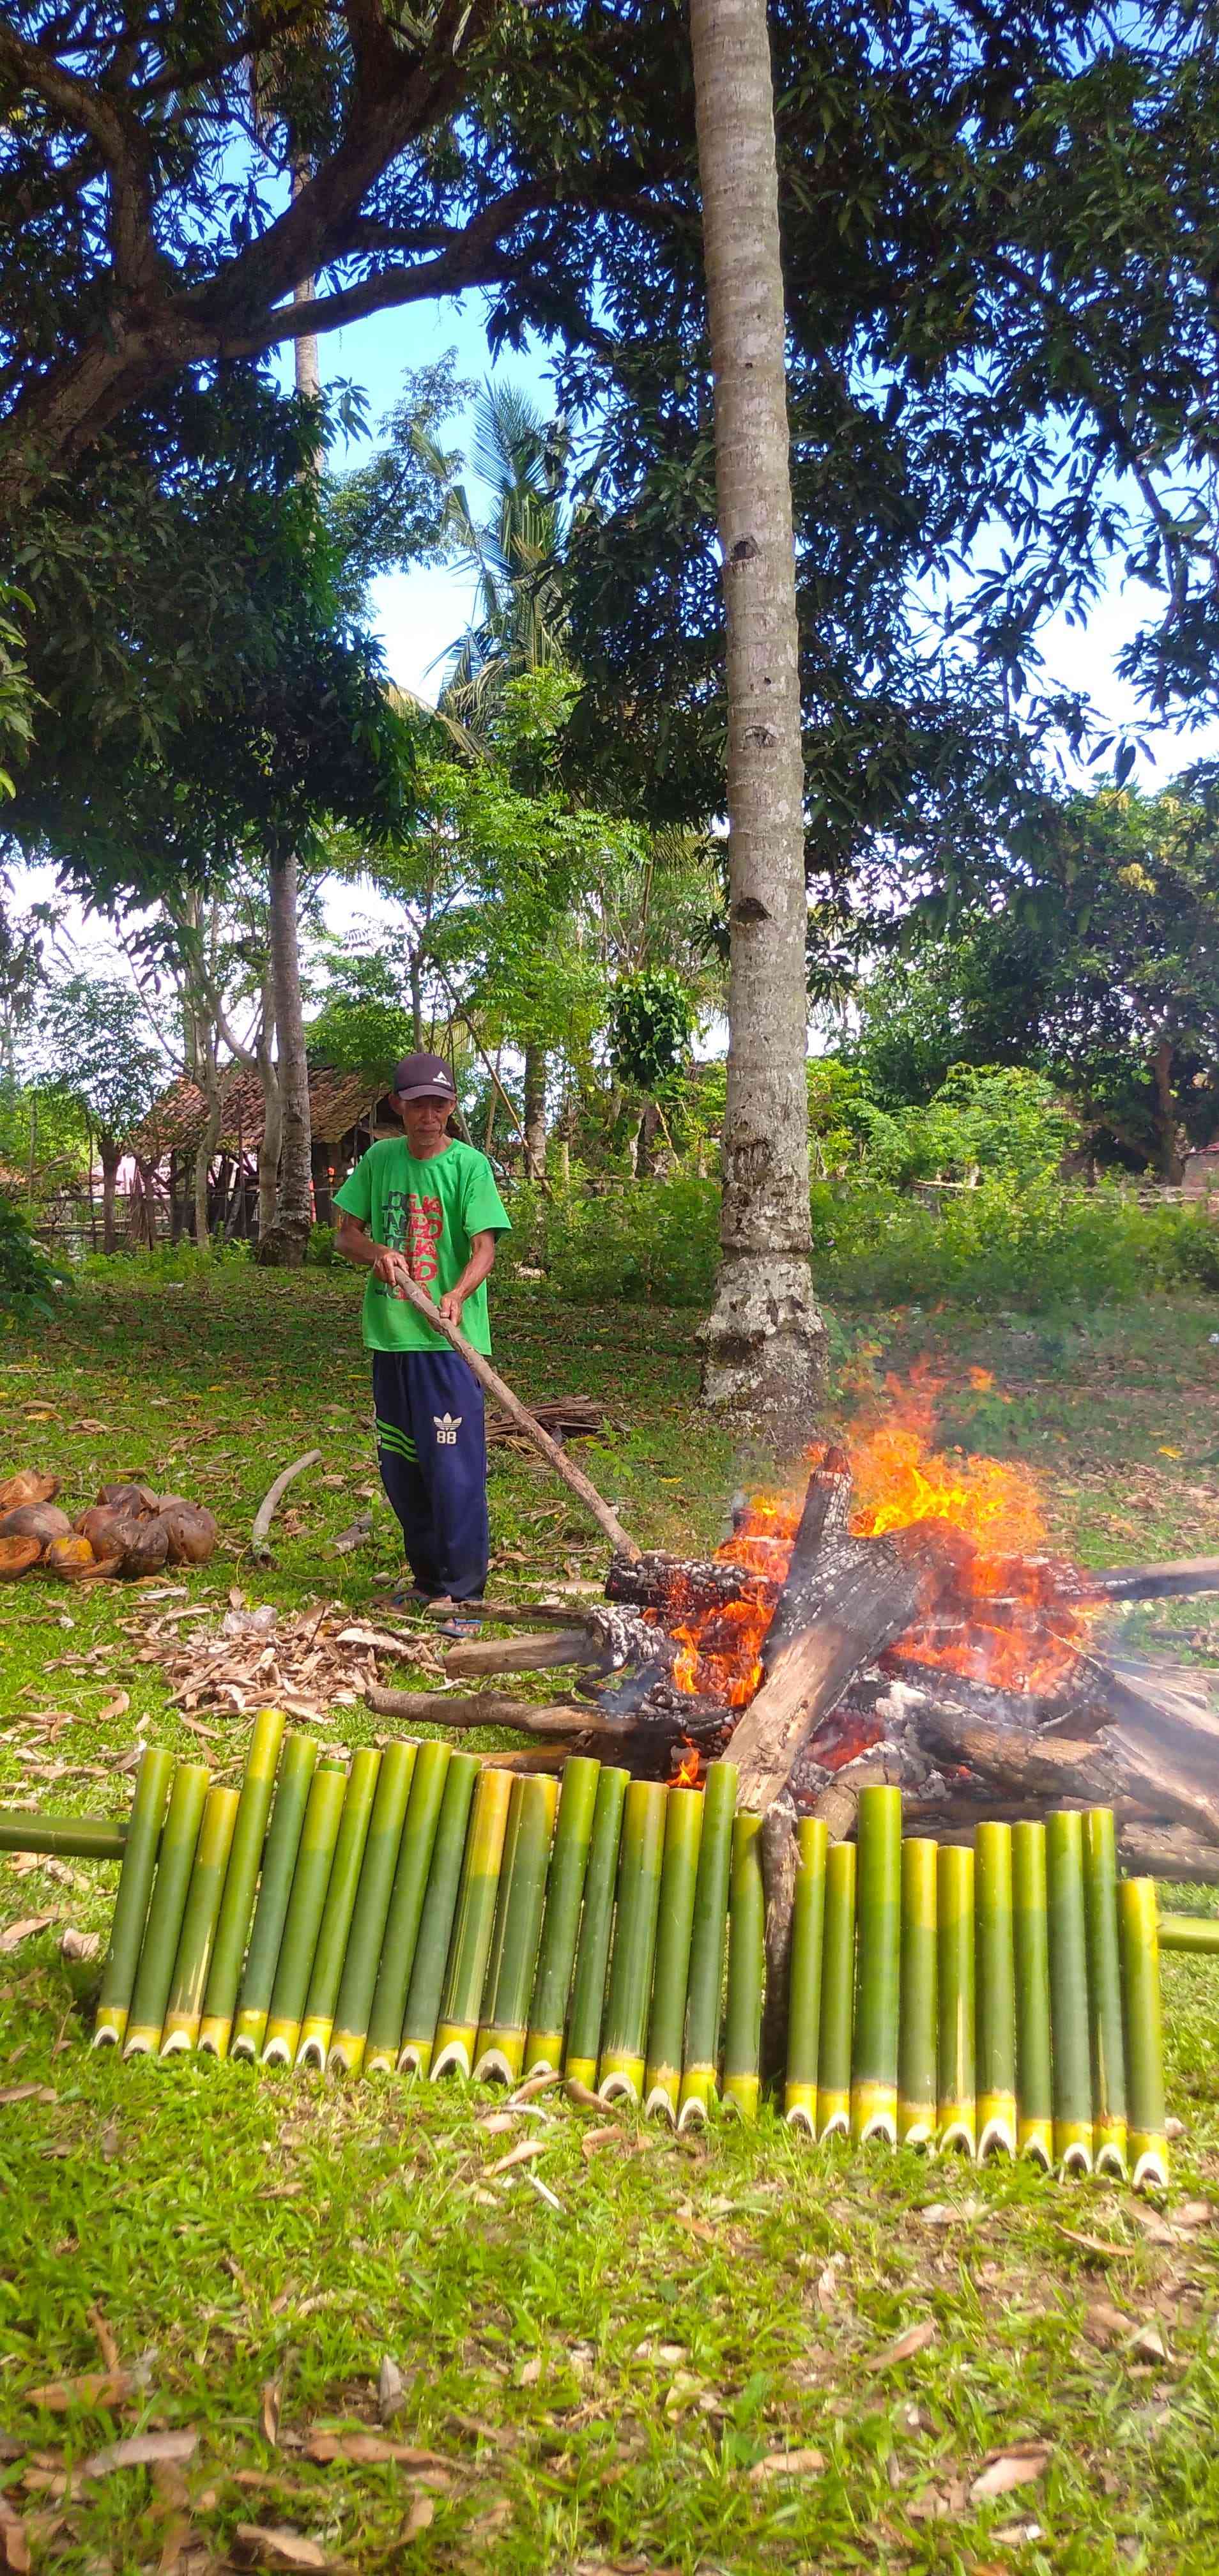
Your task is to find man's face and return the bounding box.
[399,1092,452,1155]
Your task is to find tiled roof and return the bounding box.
[130,1062,392,1158]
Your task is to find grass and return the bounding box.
[1,1262,1219,2575]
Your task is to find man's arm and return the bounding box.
[336,1212,413,1294]
[438,1230,498,1331]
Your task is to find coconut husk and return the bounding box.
[73,1505,128,1565]
[0,1534,42,1579]
[158,1504,219,1567]
[43,1533,100,1580]
[98,1481,158,1516]
[0,1503,73,1547]
[0,1469,60,1511]
[115,1515,169,1576]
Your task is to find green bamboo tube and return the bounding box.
[231,1733,318,2060]
[721,1810,765,2120]
[564,1764,629,2089]
[327,1741,417,2076]
[123,1763,211,2058]
[598,1779,668,2104]
[1158,1912,1219,1956]
[784,1814,828,2133]
[94,1747,175,2048]
[295,1747,381,2067]
[937,1843,976,2156]
[432,1764,515,2078]
[1012,1820,1053,2168]
[198,1711,287,2058]
[1119,1877,1169,2190]
[365,1740,452,2074]
[474,1774,559,2082]
[851,1784,902,2144]
[3,1814,128,1861]
[160,1785,241,2053]
[643,1786,704,2119]
[1083,1809,1128,2177]
[524,1755,601,2075]
[397,1750,480,2075]
[677,1759,737,2129]
[1046,1809,1093,2173]
[897,1837,938,2147]
[816,1839,855,2140]
[975,1821,1016,2159]
[261,1761,348,2066]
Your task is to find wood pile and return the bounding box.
[485,1395,614,1450]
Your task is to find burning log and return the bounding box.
[441,1628,604,1680]
[1089,1554,1219,1603]
[729,1537,928,1815]
[910,1702,1219,1846]
[605,1549,778,1618]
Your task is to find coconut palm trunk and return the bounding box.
[689,0,825,1426]
[523,1041,548,1179]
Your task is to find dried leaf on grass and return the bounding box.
[867,2320,937,2373]
[138,1598,441,1722]
[748,2448,825,2481]
[484,2139,549,2177]
[303,2435,450,2474]
[402,2496,434,2542]
[378,2357,406,2425]
[261,2382,281,2446]
[60,1928,101,1961]
[88,2307,119,2372]
[0,1918,57,1952]
[581,2126,625,2161]
[234,2527,330,2572]
[0,2084,56,2108]
[26,2369,136,2413]
[97,1692,130,1722]
[81,2429,197,2478]
[0,2500,29,2576]
[969,2442,1050,2502]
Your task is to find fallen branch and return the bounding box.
[1089,1554,1219,1603]
[365,1680,622,1738]
[250,1450,322,1565]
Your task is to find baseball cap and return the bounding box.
[394,1052,458,1102]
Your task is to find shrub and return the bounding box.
[0,1194,66,1317]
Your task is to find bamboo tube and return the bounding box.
[3,1815,128,1861]
[937,1843,976,2156]
[1046,1809,1093,2173]
[1083,1808,1128,2179]
[523,1754,601,2075]
[598,1779,668,2104]
[1119,1878,1169,2190]
[123,1764,211,2058]
[975,1821,1016,2159]
[564,1764,629,2090]
[897,1837,937,2147]
[1158,1912,1219,1956]
[231,1733,318,2060]
[722,1811,765,2120]
[198,1711,286,2058]
[816,1839,855,2140]
[677,1759,737,2129]
[94,1747,175,2048]
[850,1784,901,2145]
[397,1750,480,2075]
[327,1742,417,2076]
[160,1785,240,2053]
[474,1774,559,2082]
[643,1786,704,2119]
[365,1740,452,2074]
[296,1748,382,2067]
[784,1814,828,2133]
[261,1762,348,2066]
[432,1765,515,2078]
[1012,1819,1053,2168]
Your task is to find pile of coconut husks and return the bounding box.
[0,1468,219,1583]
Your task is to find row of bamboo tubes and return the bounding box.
[88,1717,1168,2181]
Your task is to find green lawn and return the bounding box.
[2,1264,1219,2576]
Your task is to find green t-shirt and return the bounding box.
[334,1138,510,1354]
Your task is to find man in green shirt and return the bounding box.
[334,1053,511,1607]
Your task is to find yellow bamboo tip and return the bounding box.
[230,2013,266,2062]
[92,2012,126,2049]
[397,2041,431,2077]
[977,2094,1017,2160]
[523,2034,563,2077]
[431,2025,476,2080]
[784,2083,818,2136]
[122,2025,162,2059]
[564,2054,598,2091]
[1093,2120,1128,2181]
[817,2091,850,2141]
[677,2069,715,2129]
[261,2020,301,2067]
[295,2018,334,2070]
[1056,2123,1094,2175]
[937,2111,978,2159]
[474,2037,523,2085]
[852,2084,898,2146]
[897,2108,937,2149]
[598,2055,644,2106]
[363,2047,395,2077]
[722,2074,760,2122]
[1018,2117,1054,2168]
[158,2017,199,2057]
[1129,2131,1170,2191]
[326,2033,365,2078]
[643,2073,679,2123]
[197,2016,232,2060]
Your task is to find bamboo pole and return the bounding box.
[296,1747,382,2067]
[897,1837,938,2149]
[397,1750,480,2075]
[721,1810,765,2119]
[474,1774,559,2082]
[328,1742,417,2076]
[94,1747,175,2048]
[1046,1809,1094,2174]
[160,1785,240,2053]
[643,1786,704,2120]
[564,1765,629,2090]
[8,1816,128,1862]
[199,1711,286,2059]
[599,1781,668,2104]
[123,1764,211,2058]
[783,1814,827,2133]
[975,1821,1016,2159]
[816,1839,856,2140]
[678,1759,738,2129]
[936,1844,976,2157]
[261,1763,348,2066]
[1011,1820,1053,2167]
[231,1733,318,2061]
[1157,1912,1219,1955]
[1119,1878,1169,2189]
[524,1754,601,2076]
[365,1741,452,2075]
[850,1784,902,2145]
[1083,1808,1128,2179]
[432,1765,515,2078]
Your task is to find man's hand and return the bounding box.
[437,1289,465,1331]
[372,1245,416,1296]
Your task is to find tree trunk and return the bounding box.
[410,946,424,1052]
[98,1136,121,1257]
[1151,1035,1185,1183]
[523,1043,548,1180]
[689,0,825,1429]
[257,849,313,1265]
[256,992,282,1243]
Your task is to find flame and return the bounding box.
[673,1745,700,1788]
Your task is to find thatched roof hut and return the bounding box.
[128,1060,399,1234]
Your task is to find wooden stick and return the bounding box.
[365,1680,626,1738]
[388,1273,638,1561]
[912,1703,1219,1846]
[250,1449,322,1565]
[1089,1554,1219,1602]
[442,1629,602,1679]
